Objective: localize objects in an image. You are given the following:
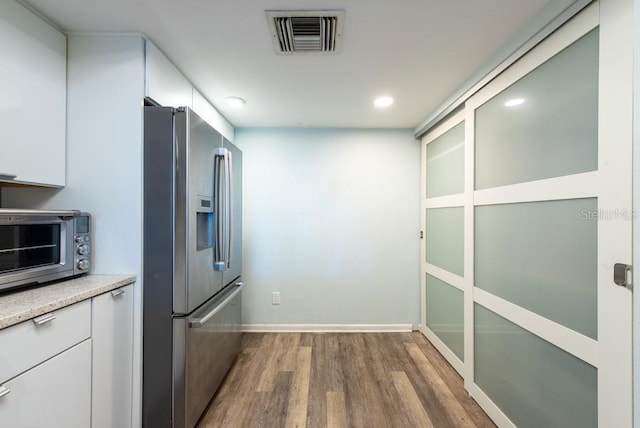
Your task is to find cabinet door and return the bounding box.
[0,1,66,186]
[193,89,235,141]
[145,40,192,108]
[92,284,134,428]
[0,340,91,428]
[0,300,91,385]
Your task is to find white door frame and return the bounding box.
[633,0,640,424]
[597,0,634,425]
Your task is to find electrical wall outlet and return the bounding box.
[272,291,281,305]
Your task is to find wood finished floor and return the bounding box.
[197,332,495,428]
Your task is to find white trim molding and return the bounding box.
[425,264,465,291]
[474,288,598,367]
[424,194,465,209]
[241,324,415,333]
[468,384,516,428]
[420,326,464,376]
[473,171,598,206]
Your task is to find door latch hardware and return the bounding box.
[614,263,633,290]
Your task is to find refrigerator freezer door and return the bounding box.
[173,281,243,428]
[143,106,180,428]
[174,109,224,314]
[221,138,243,288]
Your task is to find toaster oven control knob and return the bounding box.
[77,259,90,271]
[77,244,90,255]
[75,236,83,243]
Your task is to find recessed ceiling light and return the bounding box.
[504,98,525,107]
[226,96,246,108]
[374,96,394,108]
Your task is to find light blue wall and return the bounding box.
[236,128,421,326]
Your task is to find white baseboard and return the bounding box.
[241,324,414,333]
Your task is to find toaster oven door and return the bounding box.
[0,219,73,291]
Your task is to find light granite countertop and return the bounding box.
[0,274,136,330]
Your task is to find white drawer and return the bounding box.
[0,300,91,383]
[0,339,92,428]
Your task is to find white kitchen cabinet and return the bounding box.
[0,340,91,428]
[0,301,91,384]
[145,40,193,108]
[145,41,235,140]
[3,33,235,426]
[0,1,66,187]
[91,284,134,428]
[0,283,137,428]
[0,300,92,428]
[193,89,235,141]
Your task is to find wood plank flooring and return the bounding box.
[197,332,495,428]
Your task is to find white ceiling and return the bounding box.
[24,0,574,129]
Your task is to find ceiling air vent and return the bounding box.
[266,10,344,55]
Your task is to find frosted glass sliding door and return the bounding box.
[464,3,633,426]
[420,112,466,373]
[467,18,602,427]
[419,3,632,426]
[475,29,598,190]
[475,198,597,338]
[426,274,464,361]
[425,122,464,198]
[425,207,463,276]
[475,305,597,428]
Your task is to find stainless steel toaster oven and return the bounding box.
[0,209,91,292]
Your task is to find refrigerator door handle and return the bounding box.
[213,148,229,271]
[188,283,244,328]
[225,150,233,271]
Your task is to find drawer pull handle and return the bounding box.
[111,289,125,298]
[189,283,244,328]
[33,313,56,326]
[0,385,10,399]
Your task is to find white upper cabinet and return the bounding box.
[193,89,235,142]
[145,40,193,108]
[0,1,66,187]
[145,40,235,140]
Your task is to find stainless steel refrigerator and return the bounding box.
[142,106,244,428]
